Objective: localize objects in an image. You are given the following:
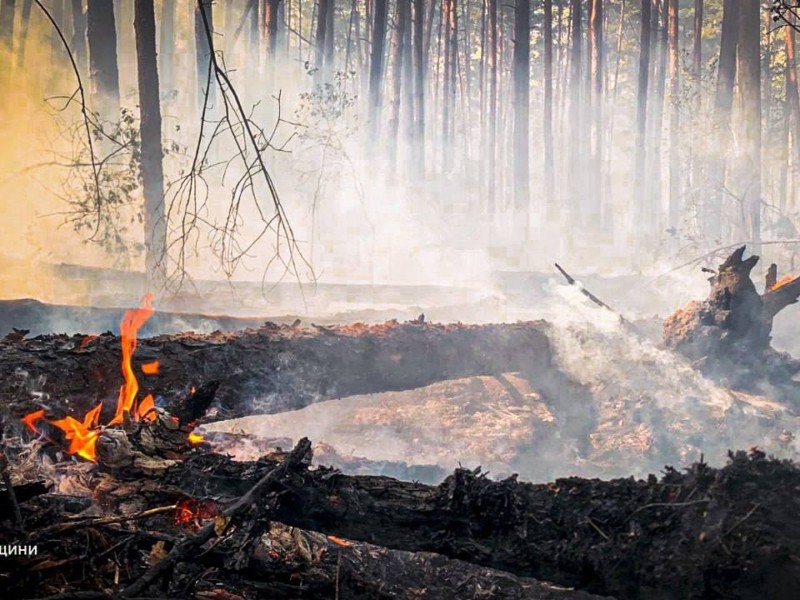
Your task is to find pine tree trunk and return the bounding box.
[588,0,603,225]
[134,0,166,286]
[667,0,679,236]
[442,0,457,173]
[50,0,64,63]
[413,0,425,175]
[87,0,120,118]
[543,0,554,216]
[15,0,32,66]
[707,0,737,242]
[568,0,582,225]
[159,0,175,97]
[735,0,761,253]
[70,0,87,75]
[0,0,15,66]
[633,0,651,242]
[512,0,529,215]
[195,0,216,112]
[265,0,282,59]
[487,0,497,212]
[389,0,409,167]
[369,0,388,139]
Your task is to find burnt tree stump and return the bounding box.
[663,246,800,390]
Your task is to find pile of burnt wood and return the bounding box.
[1,389,799,600]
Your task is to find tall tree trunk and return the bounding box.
[588,0,604,226]
[134,0,166,285]
[369,0,388,139]
[324,0,334,67]
[413,0,425,176]
[568,0,582,223]
[486,0,497,212]
[0,0,15,64]
[783,15,800,213]
[735,0,761,252]
[16,0,32,67]
[667,0,679,237]
[543,0,554,217]
[265,0,282,59]
[87,0,120,118]
[315,0,329,79]
[159,0,175,96]
[442,0,457,172]
[647,0,666,236]
[195,0,216,112]
[513,0,529,215]
[70,0,87,76]
[633,0,651,243]
[50,0,64,63]
[389,0,409,167]
[707,0,737,242]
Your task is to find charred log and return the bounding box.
[153,449,800,600]
[663,246,800,389]
[0,320,554,424]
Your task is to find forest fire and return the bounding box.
[20,295,200,461]
[771,273,796,292]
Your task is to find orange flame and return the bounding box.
[771,274,796,292]
[19,295,204,462]
[110,294,154,426]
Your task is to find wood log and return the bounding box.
[153,449,800,600]
[662,246,800,389]
[0,320,554,425]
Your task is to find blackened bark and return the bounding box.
[0,321,554,425]
[264,0,282,57]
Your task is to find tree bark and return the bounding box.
[568,0,583,225]
[388,0,410,167]
[543,0,554,216]
[264,0,282,59]
[588,0,603,225]
[667,0,679,236]
[69,0,87,75]
[87,0,120,118]
[487,0,497,212]
[0,321,555,425]
[513,0,530,214]
[735,0,761,252]
[633,0,651,243]
[15,0,32,67]
[413,0,425,175]
[134,0,166,286]
[369,0,388,139]
[158,0,175,97]
[707,0,738,241]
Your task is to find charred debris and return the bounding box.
[2,246,800,599]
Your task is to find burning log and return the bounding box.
[1,318,554,424]
[663,246,800,390]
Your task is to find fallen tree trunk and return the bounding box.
[0,320,554,424]
[157,449,800,600]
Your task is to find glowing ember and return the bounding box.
[770,274,796,292]
[173,499,217,529]
[21,295,201,461]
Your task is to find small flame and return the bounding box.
[109,294,154,426]
[21,295,178,462]
[188,432,204,445]
[771,274,795,292]
[141,361,159,375]
[22,409,45,434]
